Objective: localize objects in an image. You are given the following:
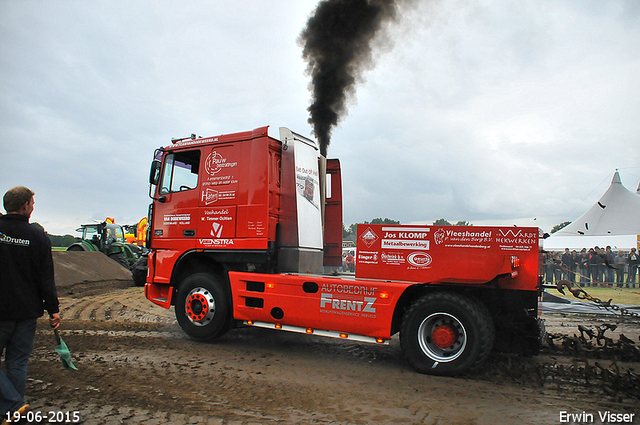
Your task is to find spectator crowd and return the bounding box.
[544,246,640,288]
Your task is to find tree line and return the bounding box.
[31,223,78,247]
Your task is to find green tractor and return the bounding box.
[67,221,144,271]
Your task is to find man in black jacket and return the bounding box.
[0,186,60,423]
[561,248,574,282]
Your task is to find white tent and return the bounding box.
[544,170,640,251]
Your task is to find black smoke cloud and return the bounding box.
[299,0,402,156]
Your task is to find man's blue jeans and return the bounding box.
[0,319,37,418]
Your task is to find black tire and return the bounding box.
[108,252,130,270]
[175,273,230,341]
[400,292,495,376]
[132,255,148,287]
[66,244,85,251]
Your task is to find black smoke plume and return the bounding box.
[300,0,401,156]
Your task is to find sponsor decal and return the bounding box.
[496,229,536,244]
[163,214,191,225]
[357,251,379,265]
[383,230,429,239]
[211,222,223,238]
[434,228,492,249]
[359,227,379,248]
[201,188,235,205]
[202,176,238,187]
[201,208,235,238]
[202,188,219,203]
[321,283,377,296]
[496,229,536,251]
[172,136,218,147]
[445,229,492,239]
[381,251,405,265]
[199,238,234,247]
[320,293,377,318]
[381,239,429,250]
[246,220,266,236]
[407,252,432,268]
[204,151,238,176]
[319,285,378,319]
[0,231,30,247]
[381,227,430,250]
[296,172,319,209]
[295,165,318,178]
[202,209,234,223]
[203,208,232,217]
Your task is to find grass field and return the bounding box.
[550,284,640,306]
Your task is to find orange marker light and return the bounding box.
[247,321,254,325]
[380,292,389,299]
[275,324,282,329]
[339,333,348,339]
[266,283,276,290]
[306,328,314,334]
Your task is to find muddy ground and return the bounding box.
[23,280,640,425]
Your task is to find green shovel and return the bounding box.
[54,329,78,370]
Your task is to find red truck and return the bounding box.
[144,126,544,375]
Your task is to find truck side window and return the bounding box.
[159,151,200,194]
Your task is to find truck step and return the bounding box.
[243,320,389,345]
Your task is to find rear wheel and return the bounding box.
[108,252,130,270]
[175,273,230,341]
[400,292,494,376]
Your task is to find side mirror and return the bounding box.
[149,160,161,185]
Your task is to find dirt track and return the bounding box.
[24,283,640,425]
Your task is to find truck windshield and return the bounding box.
[159,151,200,194]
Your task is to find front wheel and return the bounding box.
[400,292,494,376]
[175,273,230,341]
[132,255,148,287]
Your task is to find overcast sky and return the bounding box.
[1,0,639,237]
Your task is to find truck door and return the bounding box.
[152,149,201,252]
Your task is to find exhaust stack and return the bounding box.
[277,127,324,273]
